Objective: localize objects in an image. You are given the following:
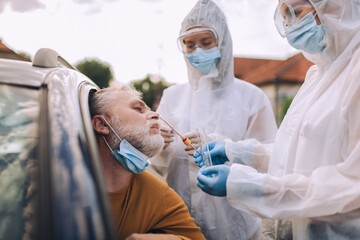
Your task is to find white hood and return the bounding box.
[304,0,360,66]
[179,0,234,90]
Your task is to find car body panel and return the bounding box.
[0,58,51,87]
[0,56,115,240]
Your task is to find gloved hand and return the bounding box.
[183,131,200,156]
[197,165,230,197]
[193,141,228,167]
[160,126,175,149]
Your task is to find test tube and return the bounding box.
[196,128,206,168]
[198,128,212,167]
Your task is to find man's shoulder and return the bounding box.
[135,171,169,192]
[134,171,184,207]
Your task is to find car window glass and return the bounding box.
[0,84,40,239]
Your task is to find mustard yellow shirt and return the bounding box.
[108,171,205,240]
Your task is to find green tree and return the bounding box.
[279,96,294,123]
[76,58,113,88]
[130,75,171,111]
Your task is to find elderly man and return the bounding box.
[89,86,205,240]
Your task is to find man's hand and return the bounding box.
[125,233,181,240]
[160,126,175,149]
[197,165,230,197]
[194,141,228,167]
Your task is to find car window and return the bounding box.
[0,84,40,239]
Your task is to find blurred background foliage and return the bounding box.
[279,96,294,122]
[130,75,172,111]
[76,58,113,89]
[76,57,171,111]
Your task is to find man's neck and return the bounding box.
[98,139,133,193]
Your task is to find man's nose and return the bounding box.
[147,111,159,120]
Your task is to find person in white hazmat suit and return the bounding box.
[195,0,360,239]
[149,0,277,239]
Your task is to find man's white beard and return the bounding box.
[110,117,164,158]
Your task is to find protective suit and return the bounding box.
[223,0,360,239]
[150,0,277,239]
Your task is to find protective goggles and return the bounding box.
[274,0,316,37]
[177,27,219,53]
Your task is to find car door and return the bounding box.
[0,61,115,240]
[44,69,115,240]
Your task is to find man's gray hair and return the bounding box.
[89,85,141,118]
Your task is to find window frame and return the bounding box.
[78,81,116,240]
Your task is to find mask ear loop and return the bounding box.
[99,116,123,152]
[100,116,123,141]
[102,136,114,152]
[313,11,319,23]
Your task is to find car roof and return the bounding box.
[0,58,53,88]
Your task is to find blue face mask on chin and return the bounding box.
[109,139,148,174]
[285,12,326,54]
[101,117,148,174]
[186,47,221,74]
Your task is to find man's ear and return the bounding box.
[92,115,110,135]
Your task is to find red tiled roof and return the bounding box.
[0,39,30,61]
[234,53,314,85]
[0,40,13,53]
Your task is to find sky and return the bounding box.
[0,0,298,85]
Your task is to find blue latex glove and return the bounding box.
[197,165,230,197]
[193,141,228,167]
